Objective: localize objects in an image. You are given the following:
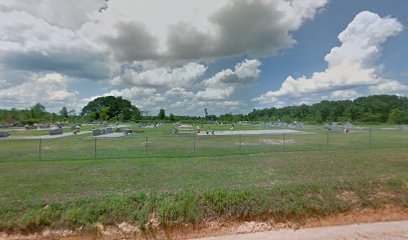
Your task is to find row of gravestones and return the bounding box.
[323,123,353,132]
[92,127,113,136]
[255,122,305,129]
[70,124,82,130]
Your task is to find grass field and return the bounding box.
[0,124,407,161]
[0,124,407,232]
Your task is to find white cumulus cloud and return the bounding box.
[0,73,79,109]
[255,11,405,105]
[197,59,261,100]
[110,62,207,89]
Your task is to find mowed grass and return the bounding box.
[1,124,407,161]
[0,124,407,232]
[0,147,407,231]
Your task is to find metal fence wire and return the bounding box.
[0,129,407,162]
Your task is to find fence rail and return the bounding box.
[0,129,407,162]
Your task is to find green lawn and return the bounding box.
[1,124,407,161]
[0,125,407,232]
[0,148,407,231]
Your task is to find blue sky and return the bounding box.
[0,0,407,116]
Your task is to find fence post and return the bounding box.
[283,133,286,151]
[94,137,97,160]
[326,131,329,151]
[369,128,372,148]
[239,134,242,152]
[39,138,42,161]
[193,135,196,154]
[145,136,148,157]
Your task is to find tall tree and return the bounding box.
[81,96,140,121]
[388,108,401,124]
[30,103,46,119]
[59,107,68,118]
[100,107,110,121]
[169,113,175,122]
[88,112,97,122]
[158,108,166,120]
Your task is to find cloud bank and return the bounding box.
[255,11,406,106]
[0,0,329,114]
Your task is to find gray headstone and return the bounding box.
[92,129,104,136]
[105,127,113,134]
[0,131,10,138]
[25,125,37,130]
[49,128,63,135]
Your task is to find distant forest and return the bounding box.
[1,95,408,125]
[248,95,408,124]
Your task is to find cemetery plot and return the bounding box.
[1,127,408,161]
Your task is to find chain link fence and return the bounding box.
[0,129,407,162]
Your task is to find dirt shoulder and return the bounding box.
[195,220,408,240]
[1,205,408,240]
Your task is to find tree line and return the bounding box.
[1,95,408,125]
[248,95,408,124]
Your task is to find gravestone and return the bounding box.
[105,127,113,134]
[49,128,63,135]
[38,124,50,129]
[0,131,10,138]
[25,125,37,130]
[92,129,104,136]
[343,123,353,132]
[124,129,133,135]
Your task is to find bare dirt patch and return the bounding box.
[375,191,396,199]
[336,191,360,204]
[2,206,408,240]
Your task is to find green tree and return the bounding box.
[158,108,166,120]
[81,96,140,121]
[120,108,132,121]
[88,112,97,122]
[388,108,401,124]
[59,106,68,118]
[169,113,175,122]
[220,113,234,122]
[3,114,14,124]
[30,103,46,119]
[132,107,141,121]
[100,107,110,121]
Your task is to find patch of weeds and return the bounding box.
[387,177,403,188]
[201,189,268,219]
[63,207,90,228]
[2,179,408,232]
[157,192,199,225]
[17,204,59,231]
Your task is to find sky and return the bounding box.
[0,0,407,116]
